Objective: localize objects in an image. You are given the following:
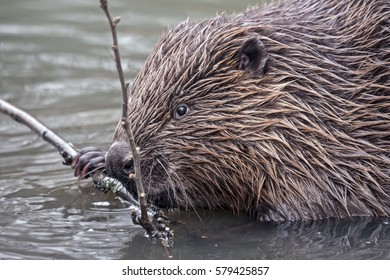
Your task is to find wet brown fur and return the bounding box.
[112,0,390,221]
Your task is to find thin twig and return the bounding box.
[99,0,152,233]
[99,0,127,108]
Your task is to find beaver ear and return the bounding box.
[238,37,268,74]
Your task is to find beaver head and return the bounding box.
[105,0,390,222]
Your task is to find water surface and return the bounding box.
[1,0,390,260]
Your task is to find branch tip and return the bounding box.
[99,0,107,9]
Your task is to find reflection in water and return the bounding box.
[120,212,390,260]
[269,217,390,259]
[1,0,390,260]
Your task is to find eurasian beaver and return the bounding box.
[73,0,390,222]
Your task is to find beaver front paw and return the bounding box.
[71,147,106,179]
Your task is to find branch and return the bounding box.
[99,2,174,254]
[99,0,128,113]
[0,98,77,165]
[0,98,136,205]
[99,0,152,234]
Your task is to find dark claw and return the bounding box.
[80,156,105,178]
[72,147,106,179]
[71,147,102,168]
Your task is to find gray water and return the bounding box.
[1,0,390,260]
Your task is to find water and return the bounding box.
[1,0,390,260]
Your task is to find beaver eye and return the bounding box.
[173,104,190,120]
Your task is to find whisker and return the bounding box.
[155,154,204,223]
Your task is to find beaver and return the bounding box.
[73,0,390,222]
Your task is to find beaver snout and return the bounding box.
[105,141,134,183]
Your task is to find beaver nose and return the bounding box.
[105,141,134,182]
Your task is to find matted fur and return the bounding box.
[111,0,390,221]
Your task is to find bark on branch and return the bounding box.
[0,98,77,165]
[0,98,136,205]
